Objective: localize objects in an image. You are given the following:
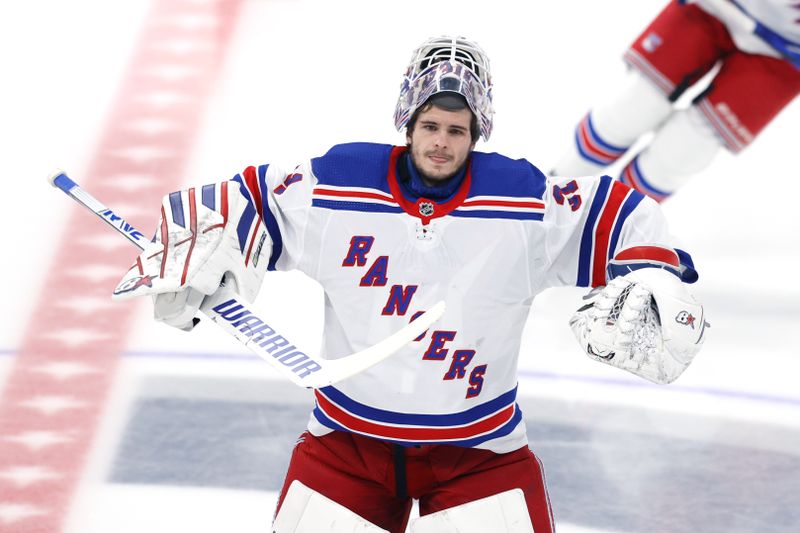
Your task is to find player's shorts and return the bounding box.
[274,430,555,533]
[623,1,800,152]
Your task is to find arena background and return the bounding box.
[1,1,798,531]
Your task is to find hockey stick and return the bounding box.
[49,171,446,389]
[684,0,800,67]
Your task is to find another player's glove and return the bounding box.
[112,182,271,331]
[569,268,709,384]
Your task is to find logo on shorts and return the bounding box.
[675,310,696,329]
[642,32,663,53]
[714,102,754,145]
[114,275,154,295]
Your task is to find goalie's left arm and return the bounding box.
[569,260,709,384]
[542,175,708,384]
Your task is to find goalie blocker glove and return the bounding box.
[569,267,709,384]
[112,181,270,330]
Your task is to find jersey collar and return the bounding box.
[386,146,472,225]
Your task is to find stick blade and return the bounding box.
[306,301,447,388]
[202,289,445,389]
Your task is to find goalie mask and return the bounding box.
[394,36,494,141]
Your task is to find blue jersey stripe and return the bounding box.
[450,210,544,221]
[453,407,523,447]
[318,385,517,426]
[312,199,404,215]
[313,200,543,221]
[258,164,283,271]
[312,403,523,447]
[577,176,612,286]
[236,203,256,253]
[231,177,258,253]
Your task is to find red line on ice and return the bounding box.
[0,1,243,531]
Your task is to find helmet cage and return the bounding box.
[395,37,494,140]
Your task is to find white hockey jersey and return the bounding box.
[695,0,800,60]
[227,143,695,453]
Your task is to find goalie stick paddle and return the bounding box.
[48,170,446,389]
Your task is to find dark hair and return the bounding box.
[406,94,481,143]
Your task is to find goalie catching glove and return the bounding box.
[569,268,708,384]
[112,182,270,330]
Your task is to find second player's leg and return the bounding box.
[550,71,673,177]
[551,1,731,178]
[618,105,722,201]
[620,48,800,201]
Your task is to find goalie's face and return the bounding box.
[407,105,476,186]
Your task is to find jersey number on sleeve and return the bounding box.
[553,180,582,211]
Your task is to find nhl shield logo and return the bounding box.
[419,201,434,217]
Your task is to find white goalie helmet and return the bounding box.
[394,36,494,141]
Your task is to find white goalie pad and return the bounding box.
[111,182,270,328]
[410,489,534,533]
[569,268,709,384]
[272,481,389,533]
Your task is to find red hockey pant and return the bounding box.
[275,430,555,532]
[627,1,800,151]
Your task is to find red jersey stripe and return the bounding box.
[591,183,630,287]
[315,391,516,441]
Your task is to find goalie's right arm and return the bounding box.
[112,177,276,330]
[569,267,709,384]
